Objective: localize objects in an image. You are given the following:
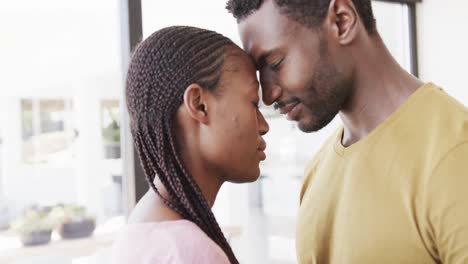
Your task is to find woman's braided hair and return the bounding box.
[126,26,239,263]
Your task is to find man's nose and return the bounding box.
[260,74,281,106]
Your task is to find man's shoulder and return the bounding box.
[428,84,467,119]
[394,83,468,167]
[420,83,468,155]
[394,83,468,160]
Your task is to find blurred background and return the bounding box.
[0,0,467,263]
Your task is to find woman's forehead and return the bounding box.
[223,46,256,73]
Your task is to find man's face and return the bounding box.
[238,0,352,132]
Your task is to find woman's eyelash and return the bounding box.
[253,102,260,109]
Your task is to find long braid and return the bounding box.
[135,130,189,218]
[126,26,239,263]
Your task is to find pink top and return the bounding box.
[111,220,230,264]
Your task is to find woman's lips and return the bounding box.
[257,150,266,161]
[257,140,267,161]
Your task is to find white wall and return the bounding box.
[417,0,468,105]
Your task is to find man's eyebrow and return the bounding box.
[256,50,272,70]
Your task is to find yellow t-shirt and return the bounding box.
[296,83,468,264]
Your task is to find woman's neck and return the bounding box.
[177,139,224,208]
[127,188,183,224]
[127,172,223,224]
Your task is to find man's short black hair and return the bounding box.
[226,0,376,34]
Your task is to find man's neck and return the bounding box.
[339,38,423,147]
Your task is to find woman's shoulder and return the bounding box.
[112,220,230,263]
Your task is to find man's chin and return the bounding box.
[297,121,323,133]
[296,113,336,133]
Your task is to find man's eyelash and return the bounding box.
[269,59,283,71]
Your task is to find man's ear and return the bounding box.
[326,0,359,45]
[183,83,210,124]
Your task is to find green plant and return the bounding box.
[50,204,94,224]
[102,107,120,144]
[10,208,55,235]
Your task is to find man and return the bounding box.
[226,0,468,263]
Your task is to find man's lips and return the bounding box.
[279,102,300,115]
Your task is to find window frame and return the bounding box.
[374,0,422,76]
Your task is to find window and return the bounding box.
[373,0,420,76]
[0,1,126,262]
[21,99,74,164]
[101,100,121,159]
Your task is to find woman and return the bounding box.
[112,26,269,264]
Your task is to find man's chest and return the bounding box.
[295,163,435,264]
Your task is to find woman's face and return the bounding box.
[202,46,269,183]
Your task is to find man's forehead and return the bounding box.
[238,0,294,60]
